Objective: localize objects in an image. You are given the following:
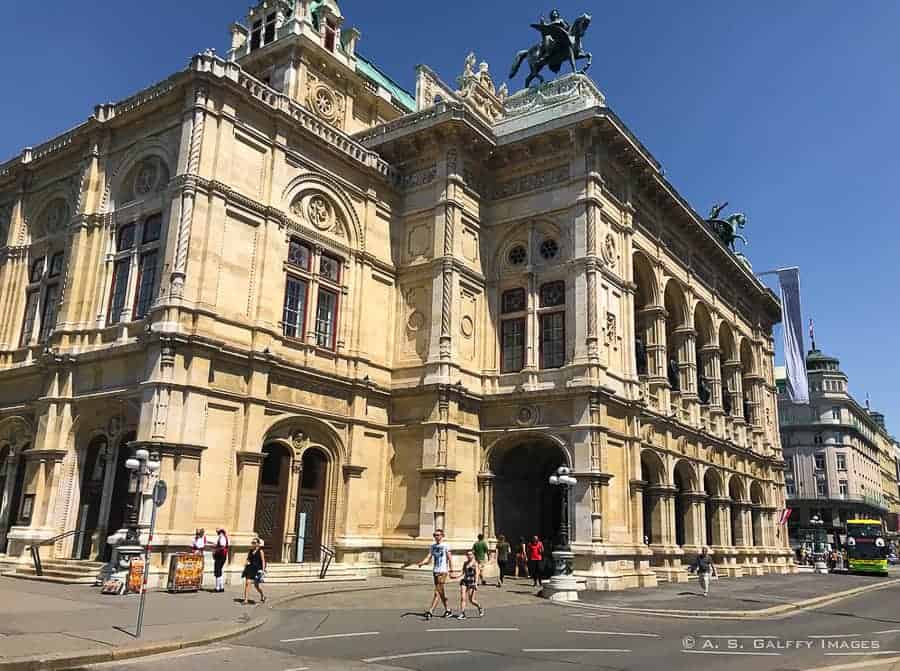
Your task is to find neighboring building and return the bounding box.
[0,0,792,589]
[777,348,900,543]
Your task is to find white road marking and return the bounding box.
[119,647,233,663]
[426,627,519,632]
[874,629,900,634]
[283,668,310,671]
[522,648,632,653]
[568,613,612,618]
[810,634,864,639]
[363,650,470,663]
[567,630,660,638]
[825,651,900,656]
[682,650,781,656]
[281,631,380,643]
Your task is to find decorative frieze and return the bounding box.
[493,163,569,200]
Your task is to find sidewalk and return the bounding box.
[0,576,407,670]
[574,572,900,617]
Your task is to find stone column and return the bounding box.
[699,344,723,410]
[639,305,668,410]
[682,491,706,549]
[630,479,648,545]
[477,472,495,539]
[588,473,612,542]
[647,485,677,546]
[284,459,303,562]
[709,497,730,548]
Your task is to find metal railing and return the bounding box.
[26,529,87,576]
[319,544,335,580]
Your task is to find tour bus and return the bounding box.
[845,519,889,576]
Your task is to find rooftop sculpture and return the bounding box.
[509,9,592,88]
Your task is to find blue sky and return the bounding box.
[3,1,898,430]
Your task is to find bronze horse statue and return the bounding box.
[509,13,592,89]
[706,202,749,252]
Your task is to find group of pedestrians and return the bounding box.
[190,527,267,604]
[417,530,557,619]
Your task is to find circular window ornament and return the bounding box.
[311,85,338,122]
[516,406,538,426]
[460,315,474,338]
[507,245,527,266]
[307,195,333,231]
[539,238,559,260]
[134,159,160,197]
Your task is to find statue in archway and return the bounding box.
[635,335,648,376]
[509,10,593,88]
[667,356,680,391]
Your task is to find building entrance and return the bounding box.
[296,448,327,562]
[492,442,564,546]
[254,443,291,562]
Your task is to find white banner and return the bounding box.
[778,268,809,404]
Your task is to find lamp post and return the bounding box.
[548,466,577,576]
[124,449,161,637]
[809,514,828,574]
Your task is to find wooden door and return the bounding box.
[254,444,289,563]
[299,449,327,562]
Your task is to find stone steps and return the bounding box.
[261,562,365,584]
[3,558,105,584]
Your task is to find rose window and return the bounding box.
[507,245,527,266]
[134,160,159,197]
[315,89,335,119]
[307,195,332,230]
[539,238,559,260]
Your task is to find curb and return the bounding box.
[0,609,268,671]
[806,654,900,671]
[562,577,900,620]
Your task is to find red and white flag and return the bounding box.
[777,508,793,526]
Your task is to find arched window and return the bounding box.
[20,198,69,347]
[281,235,343,350]
[108,214,162,324]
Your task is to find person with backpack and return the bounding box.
[212,528,229,593]
[495,534,511,587]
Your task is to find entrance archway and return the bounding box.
[750,481,765,547]
[673,460,697,547]
[254,443,291,562]
[641,449,666,545]
[0,445,28,553]
[296,448,328,563]
[491,442,565,547]
[704,468,724,547]
[729,476,746,547]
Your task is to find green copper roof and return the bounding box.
[356,54,415,112]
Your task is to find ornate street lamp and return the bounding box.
[548,466,577,575]
[809,514,828,574]
[124,449,160,543]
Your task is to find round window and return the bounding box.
[507,245,527,266]
[539,238,559,260]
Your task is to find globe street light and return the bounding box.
[809,514,828,574]
[123,448,161,638]
[548,466,577,576]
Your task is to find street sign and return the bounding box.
[153,480,167,507]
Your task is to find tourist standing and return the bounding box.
[689,547,717,597]
[456,550,484,619]
[212,528,229,593]
[417,528,453,619]
[515,536,528,578]
[192,528,207,553]
[241,538,266,604]
[495,534,511,587]
[472,533,490,586]
[527,535,544,587]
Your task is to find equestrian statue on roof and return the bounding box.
[509,9,593,89]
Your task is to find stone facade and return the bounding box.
[0,1,792,588]
[778,348,900,543]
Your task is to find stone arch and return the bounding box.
[256,414,346,562]
[640,448,667,486]
[663,278,689,328]
[24,194,73,243]
[488,434,569,546]
[633,251,658,377]
[749,480,766,547]
[703,466,725,547]
[703,467,724,498]
[728,473,747,547]
[490,218,566,280]
[739,337,757,375]
[0,416,34,450]
[673,459,698,547]
[281,174,363,251]
[718,322,737,362]
[673,458,698,491]
[482,431,571,473]
[693,302,714,347]
[633,251,659,309]
[102,139,176,212]
[641,448,667,546]
[727,473,747,502]
[749,480,766,506]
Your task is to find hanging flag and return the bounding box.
[778,269,809,404]
[778,508,793,526]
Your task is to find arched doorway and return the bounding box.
[254,443,291,562]
[73,436,109,559]
[0,445,28,553]
[673,460,697,547]
[492,442,565,547]
[750,481,765,547]
[296,448,328,563]
[641,449,666,545]
[729,476,745,547]
[704,468,724,547]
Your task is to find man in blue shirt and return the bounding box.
[417,528,454,619]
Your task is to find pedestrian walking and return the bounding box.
[455,550,484,619]
[212,528,229,593]
[241,538,266,604]
[417,528,453,619]
[472,533,490,585]
[688,547,717,597]
[495,534,511,587]
[526,535,544,587]
[515,536,528,578]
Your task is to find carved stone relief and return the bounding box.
[602,232,617,267]
[290,191,345,238]
[402,286,430,360]
[407,223,431,259]
[461,226,478,262]
[306,73,345,129]
[493,164,569,200]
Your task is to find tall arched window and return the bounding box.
[20,198,69,347]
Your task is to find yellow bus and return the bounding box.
[845,519,889,576]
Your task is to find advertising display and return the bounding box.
[166,553,204,592]
[126,557,145,594]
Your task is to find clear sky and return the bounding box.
[2,1,898,430]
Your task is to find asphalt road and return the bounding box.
[84,576,900,671]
